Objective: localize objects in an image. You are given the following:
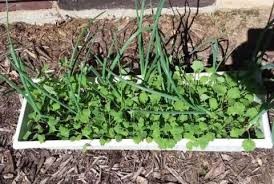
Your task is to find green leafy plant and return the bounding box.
[0,0,270,152]
[3,59,265,151]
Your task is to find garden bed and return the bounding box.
[12,70,273,152]
[13,97,273,151]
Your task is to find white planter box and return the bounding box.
[13,97,273,151]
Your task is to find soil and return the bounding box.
[0,8,274,184]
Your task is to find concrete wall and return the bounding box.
[0,0,273,24]
[217,0,273,9]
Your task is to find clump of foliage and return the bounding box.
[0,0,270,151]
[24,62,264,151]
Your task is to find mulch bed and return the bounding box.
[0,9,274,184]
